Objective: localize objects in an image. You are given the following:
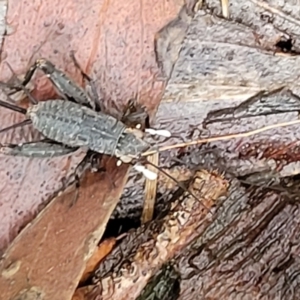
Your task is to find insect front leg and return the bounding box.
[121,99,150,130]
[121,100,171,138]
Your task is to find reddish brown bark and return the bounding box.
[0,0,185,299]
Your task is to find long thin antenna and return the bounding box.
[141,119,300,156]
[137,119,300,217]
[144,159,213,215]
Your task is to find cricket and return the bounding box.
[0,57,211,211]
[0,57,299,215]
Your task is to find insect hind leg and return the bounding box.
[121,99,150,129]
[11,57,98,109]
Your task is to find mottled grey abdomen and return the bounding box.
[26,100,126,155]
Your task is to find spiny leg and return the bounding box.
[11,58,96,109]
[18,85,38,104]
[0,79,32,104]
[0,72,44,148]
[36,59,96,109]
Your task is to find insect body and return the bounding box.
[0,57,210,206]
[1,55,155,158]
[0,57,158,180]
[26,99,150,163]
